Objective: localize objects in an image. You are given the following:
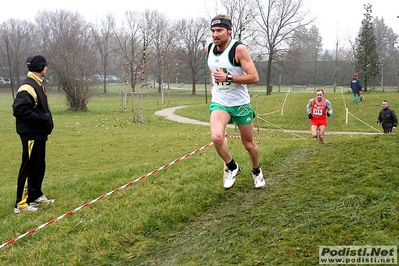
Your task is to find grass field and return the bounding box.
[1,84,399,265]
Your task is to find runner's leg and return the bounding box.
[210,110,232,163]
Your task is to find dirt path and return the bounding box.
[154,106,381,135]
[154,106,209,126]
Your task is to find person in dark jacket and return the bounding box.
[12,55,54,213]
[350,73,363,104]
[377,100,398,133]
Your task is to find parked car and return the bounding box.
[92,75,120,83]
[92,75,105,82]
[106,75,120,83]
[0,77,11,85]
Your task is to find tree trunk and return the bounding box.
[266,53,273,95]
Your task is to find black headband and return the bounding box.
[210,18,232,30]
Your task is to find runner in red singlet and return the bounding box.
[306,89,333,144]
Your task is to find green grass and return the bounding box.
[1,86,399,265]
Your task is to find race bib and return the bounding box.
[313,108,323,116]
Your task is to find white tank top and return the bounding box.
[207,40,250,107]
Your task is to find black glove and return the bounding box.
[327,112,331,117]
[308,113,313,119]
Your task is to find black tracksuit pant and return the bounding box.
[15,139,46,209]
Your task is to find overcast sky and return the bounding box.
[1,0,398,51]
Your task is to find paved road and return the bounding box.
[155,106,381,135]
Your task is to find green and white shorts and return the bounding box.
[210,102,255,125]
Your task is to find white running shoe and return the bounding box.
[224,164,241,189]
[252,169,266,189]
[14,205,38,214]
[31,195,55,207]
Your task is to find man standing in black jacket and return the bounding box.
[12,55,54,213]
[377,100,398,133]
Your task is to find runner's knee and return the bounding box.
[211,133,225,146]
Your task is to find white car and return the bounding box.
[0,77,11,85]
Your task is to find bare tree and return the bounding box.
[253,0,312,95]
[0,19,35,99]
[92,13,116,94]
[219,0,257,43]
[142,10,171,93]
[115,11,144,92]
[173,18,208,95]
[35,10,99,111]
[281,25,322,85]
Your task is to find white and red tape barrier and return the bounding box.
[0,141,214,249]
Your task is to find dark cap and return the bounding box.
[26,55,48,72]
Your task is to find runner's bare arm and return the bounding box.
[231,44,259,85]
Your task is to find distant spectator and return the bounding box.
[377,100,398,133]
[350,73,362,104]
